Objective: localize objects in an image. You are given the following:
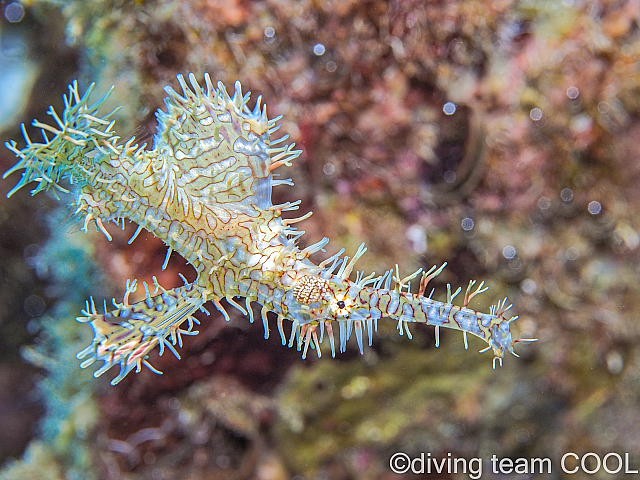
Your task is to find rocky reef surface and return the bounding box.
[1,0,640,479]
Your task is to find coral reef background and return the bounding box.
[2,0,640,479]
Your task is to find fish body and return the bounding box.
[4,73,534,385]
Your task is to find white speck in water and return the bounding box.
[560,188,574,202]
[461,217,474,231]
[566,86,579,99]
[503,245,517,259]
[521,278,537,295]
[326,61,337,72]
[406,224,427,254]
[200,350,215,365]
[588,201,602,214]
[4,2,24,23]
[443,102,456,115]
[570,114,592,134]
[313,43,326,56]
[606,351,624,375]
[530,108,543,121]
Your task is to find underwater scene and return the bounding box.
[1,1,640,479]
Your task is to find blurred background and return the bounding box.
[1,0,640,479]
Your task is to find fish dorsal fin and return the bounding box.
[151,73,300,221]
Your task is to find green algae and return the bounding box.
[274,329,501,476]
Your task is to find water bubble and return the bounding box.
[503,245,517,259]
[4,2,24,23]
[588,200,602,214]
[538,196,551,210]
[515,428,531,444]
[597,101,610,114]
[461,217,475,231]
[264,26,276,44]
[151,469,165,480]
[443,102,456,115]
[443,170,456,183]
[323,162,335,175]
[604,427,618,443]
[530,108,543,121]
[560,188,574,202]
[565,247,579,261]
[326,61,337,72]
[566,86,579,99]
[24,295,45,317]
[509,258,523,270]
[313,43,325,56]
